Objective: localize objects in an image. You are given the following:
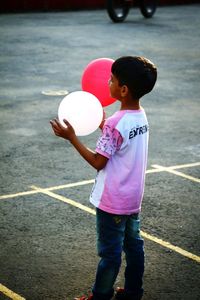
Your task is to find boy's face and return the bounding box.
[108,73,122,100]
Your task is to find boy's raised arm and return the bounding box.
[50,119,108,171]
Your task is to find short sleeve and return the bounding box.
[96,124,123,158]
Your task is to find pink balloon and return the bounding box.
[81,58,116,107]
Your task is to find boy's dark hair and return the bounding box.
[111,56,157,99]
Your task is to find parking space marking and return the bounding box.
[1,162,199,299]
[168,162,200,170]
[30,185,200,264]
[47,179,95,192]
[0,283,26,300]
[31,185,96,215]
[152,164,200,183]
[0,190,38,200]
[141,231,200,263]
[0,180,96,200]
[1,162,199,201]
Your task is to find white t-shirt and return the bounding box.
[90,109,149,215]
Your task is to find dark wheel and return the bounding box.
[106,0,131,23]
[140,0,157,18]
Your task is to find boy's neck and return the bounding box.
[120,98,141,110]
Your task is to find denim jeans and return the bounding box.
[92,208,144,300]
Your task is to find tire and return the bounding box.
[140,0,157,18]
[106,0,131,23]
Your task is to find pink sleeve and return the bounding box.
[96,124,123,158]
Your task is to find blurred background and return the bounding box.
[1,0,200,13]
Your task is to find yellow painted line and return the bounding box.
[0,162,199,298]
[31,185,200,264]
[35,169,167,190]
[0,170,158,200]
[0,283,26,300]
[30,185,96,215]
[1,162,199,200]
[47,179,95,191]
[169,162,200,170]
[0,180,95,201]
[145,168,163,174]
[0,168,169,201]
[38,169,164,191]
[152,164,200,183]
[0,190,38,200]
[141,231,200,263]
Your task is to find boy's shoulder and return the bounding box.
[106,109,146,126]
[105,111,124,129]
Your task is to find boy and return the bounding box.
[50,56,157,300]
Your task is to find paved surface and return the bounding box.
[0,4,200,300]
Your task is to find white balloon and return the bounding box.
[58,91,103,136]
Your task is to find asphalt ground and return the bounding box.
[0,4,200,300]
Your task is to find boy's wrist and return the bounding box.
[68,134,78,145]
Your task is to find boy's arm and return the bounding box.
[50,118,108,171]
[99,109,106,130]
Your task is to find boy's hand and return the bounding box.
[50,118,76,142]
[99,110,106,130]
[50,118,108,171]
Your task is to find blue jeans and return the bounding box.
[92,208,144,300]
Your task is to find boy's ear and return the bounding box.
[121,85,129,97]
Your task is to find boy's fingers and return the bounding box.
[50,120,58,129]
[63,119,71,127]
[50,118,71,129]
[54,118,61,126]
[50,119,58,125]
[50,120,56,128]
